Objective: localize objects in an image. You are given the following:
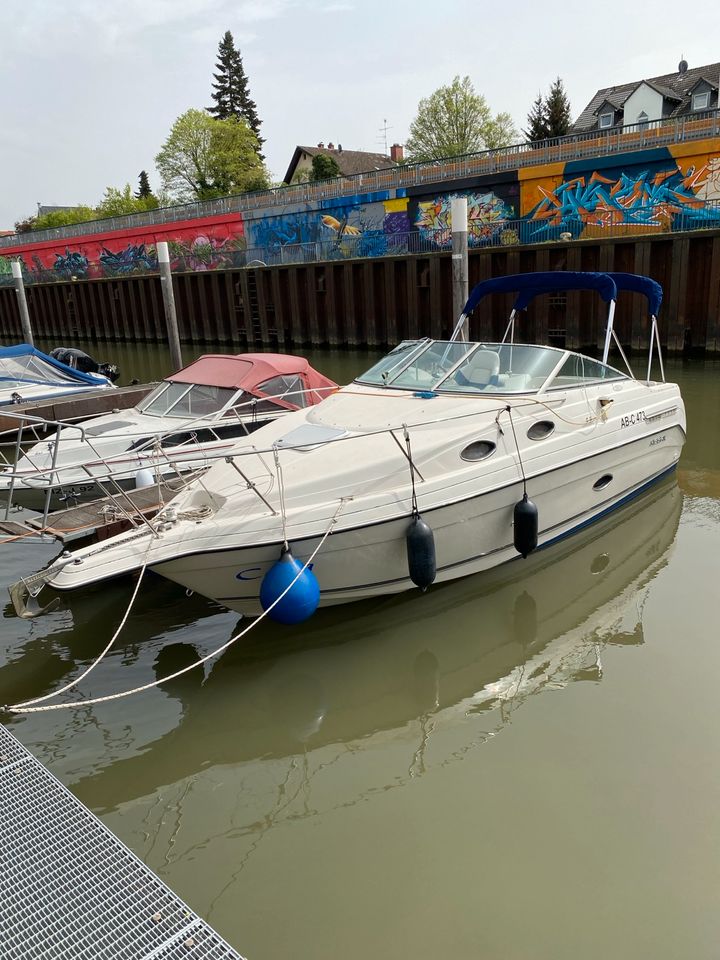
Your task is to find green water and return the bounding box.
[1,346,720,959]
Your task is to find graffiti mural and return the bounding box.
[525,154,720,238]
[0,216,247,282]
[2,139,720,279]
[100,244,156,275]
[415,191,515,247]
[54,249,90,279]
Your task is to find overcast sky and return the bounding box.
[2,0,720,230]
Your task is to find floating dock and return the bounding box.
[0,723,245,959]
[1,478,192,547]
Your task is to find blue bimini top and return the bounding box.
[607,273,662,317]
[462,271,619,316]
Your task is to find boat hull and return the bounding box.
[146,425,684,615]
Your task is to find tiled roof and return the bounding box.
[572,61,720,131]
[284,147,395,184]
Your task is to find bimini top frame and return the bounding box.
[450,271,665,383]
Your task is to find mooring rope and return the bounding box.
[4,498,349,714]
[8,536,155,711]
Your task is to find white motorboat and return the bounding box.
[0,351,336,511]
[37,272,686,618]
[0,343,115,408]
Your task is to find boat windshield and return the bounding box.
[356,341,628,394]
[139,381,237,418]
[0,353,95,388]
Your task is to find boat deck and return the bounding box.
[2,480,187,546]
[0,724,245,959]
[0,382,154,436]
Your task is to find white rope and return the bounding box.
[5,499,348,714]
[8,536,156,711]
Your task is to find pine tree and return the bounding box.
[208,30,264,158]
[135,170,152,199]
[545,77,572,138]
[523,92,549,144]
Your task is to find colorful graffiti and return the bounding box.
[526,154,720,238]
[415,192,515,247]
[243,198,402,260]
[0,216,247,282]
[168,235,245,271]
[2,141,720,279]
[100,244,156,275]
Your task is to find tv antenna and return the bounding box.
[378,118,392,154]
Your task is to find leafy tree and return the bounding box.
[404,76,514,162]
[545,76,572,137]
[32,206,98,230]
[14,215,37,233]
[155,108,268,202]
[208,30,264,158]
[524,91,550,143]
[483,112,519,149]
[309,153,341,181]
[136,170,152,199]
[96,184,158,217]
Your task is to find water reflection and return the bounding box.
[61,478,682,813]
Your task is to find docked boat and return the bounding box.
[36,272,686,616]
[0,343,116,408]
[0,352,336,511]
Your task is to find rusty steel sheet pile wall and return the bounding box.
[1,232,719,354]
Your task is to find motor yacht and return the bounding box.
[32,272,686,617]
[0,351,336,511]
[0,343,115,408]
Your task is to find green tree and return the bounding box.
[32,206,98,230]
[404,76,513,162]
[483,111,519,149]
[524,91,550,143]
[545,76,572,137]
[309,153,341,181]
[136,170,152,199]
[155,108,268,202]
[96,184,158,217]
[208,30,264,158]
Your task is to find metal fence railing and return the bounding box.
[1,109,720,250]
[2,204,719,287]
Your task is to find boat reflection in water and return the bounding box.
[71,477,682,813]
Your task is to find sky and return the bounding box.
[1,0,720,230]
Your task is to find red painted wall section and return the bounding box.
[0,213,246,280]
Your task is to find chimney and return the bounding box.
[390,143,404,163]
[317,141,325,148]
[328,142,335,150]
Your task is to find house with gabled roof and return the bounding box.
[283,143,402,185]
[572,59,719,133]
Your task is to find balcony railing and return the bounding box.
[2,109,719,250]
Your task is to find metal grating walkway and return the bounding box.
[0,724,246,960]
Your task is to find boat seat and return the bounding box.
[454,350,501,388]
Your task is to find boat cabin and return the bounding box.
[138,352,336,420]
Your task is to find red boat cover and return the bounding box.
[167,353,336,408]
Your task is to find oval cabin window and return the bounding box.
[461,440,496,462]
[593,474,613,491]
[527,420,555,440]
